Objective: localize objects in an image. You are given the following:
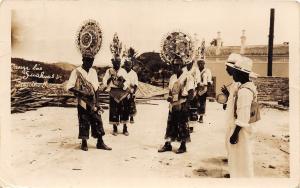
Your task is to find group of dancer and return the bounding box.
[102,54,138,137]
[66,51,138,151]
[158,57,212,154]
[66,51,212,151]
[66,21,260,177]
[158,52,259,177]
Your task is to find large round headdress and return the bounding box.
[160,31,194,65]
[76,19,103,58]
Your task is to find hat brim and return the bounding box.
[225,62,235,68]
[249,72,259,78]
[227,63,259,77]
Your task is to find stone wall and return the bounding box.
[254,77,289,102]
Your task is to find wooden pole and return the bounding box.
[162,69,165,88]
[268,8,275,76]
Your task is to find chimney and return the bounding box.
[193,33,199,59]
[200,39,206,60]
[240,30,246,54]
[216,31,222,55]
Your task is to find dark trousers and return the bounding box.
[189,97,199,122]
[128,95,137,116]
[197,92,207,115]
[109,96,130,125]
[164,103,191,142]
[77,105,105,139]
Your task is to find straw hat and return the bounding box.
[226,53,242,65]
[226,56,258,78]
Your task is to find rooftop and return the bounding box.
[206,44,289,57]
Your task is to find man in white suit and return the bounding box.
[226,56,258,177]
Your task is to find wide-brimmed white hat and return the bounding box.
[225,53,242,66]
[226,56,258,78]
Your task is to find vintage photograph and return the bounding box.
[1,0,298,187]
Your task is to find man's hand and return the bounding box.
[230,133,239,144]
[94,105,104,114]
[221,85,230,97]
[130,93,135,99]
[107,77,113,85]
[117,76,125,83]
[230,125,242,145]
[125,87,131,93]
[132,85,138,94]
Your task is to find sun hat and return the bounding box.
[225,53,242,66]
[227,56,258,77]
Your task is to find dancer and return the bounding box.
[124,47,139,123]
[182,60,200,132]
[102,33,132,136]
[102,57,130,136]
[196,59,209,123]
[67,20,111,151]
[158,58,194,154]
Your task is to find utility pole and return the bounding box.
[268,8,275,76]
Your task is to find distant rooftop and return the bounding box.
[206,43,289,57]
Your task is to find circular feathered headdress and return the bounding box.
[160,31,194,65]
[76,19,103,58]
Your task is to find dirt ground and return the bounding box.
[6,100,289,188]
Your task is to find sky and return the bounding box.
[11,0,297,66]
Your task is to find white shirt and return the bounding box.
[206,68,213,84]
[225,82,240,128]
[235,82,258,128]
[199,68,209,86]
[126,69,139,87]
[66,66,99,91]
[182,66,200,89]
[125,69,139,93]
[168,69,194,97]
[102,67,129,90]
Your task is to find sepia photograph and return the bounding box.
[0,0,299,188]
